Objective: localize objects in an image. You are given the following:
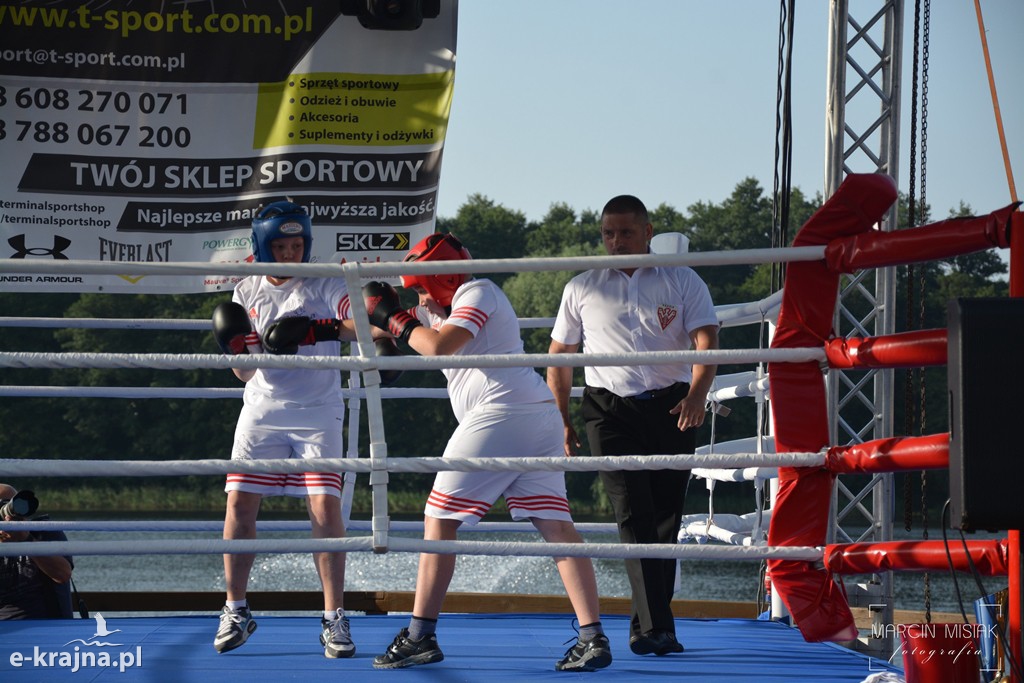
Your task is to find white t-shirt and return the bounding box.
[414,279,552,422]
[232,276,351,406]
[550,266,718,397]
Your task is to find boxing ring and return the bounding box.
[1,173,1021,681]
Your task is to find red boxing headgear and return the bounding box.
[400,233,471,307]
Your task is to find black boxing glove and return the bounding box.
[212,302,255,355]
[374,338,404,386]
[363,281,422,343]
[263,316,341,355]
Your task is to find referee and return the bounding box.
[547,194,719,657]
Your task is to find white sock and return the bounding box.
[226,600,247,611]
[324,608,343,621]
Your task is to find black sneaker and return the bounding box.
[556,633,612,671]
[373,628,444,669]
[214,606,257,653]
[629,630,684,656]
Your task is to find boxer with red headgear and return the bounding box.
[364,233,612,673]
[400,232,471,306]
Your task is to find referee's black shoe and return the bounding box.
[555,633,613,671]
[629,629,684,656]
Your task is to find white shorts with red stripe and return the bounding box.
[426,402,573,525]
[225,399,344,498]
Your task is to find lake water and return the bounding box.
[66,521,1002,618]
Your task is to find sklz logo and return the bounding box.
[336,232,410,252]
[9,234,71,259]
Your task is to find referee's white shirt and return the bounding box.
[551,266,718,397]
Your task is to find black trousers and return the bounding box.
[582,383,693,636]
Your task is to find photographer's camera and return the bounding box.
[0,490,39,519]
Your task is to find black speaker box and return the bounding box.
[948,297,1024,531]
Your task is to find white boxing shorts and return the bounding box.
[425,402,573,525]
[225,400,344,498]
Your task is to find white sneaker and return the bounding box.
[320,609,355,659]
[214,606,257,653]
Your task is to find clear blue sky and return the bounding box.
[437,1,1022,236]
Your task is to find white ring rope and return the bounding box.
[0,520,619,534]
[0,453,826,478]
[386,538,823,562]
[0,347,825,371]
[715,289,783,326]
[0,292,780,333]
[0,537,373,558]
[0,537,824,562]
[692,467,778,483]
[1,380,766,402]
[707,371,771,402]
[0,317,210,330]
[2,379,762,403]
[0,386,585,400]
[0,386,456,400]
[1,386,245,399]
[1,245,827,279]
[0,316,554,331]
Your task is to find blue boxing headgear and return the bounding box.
[251,200,312,263]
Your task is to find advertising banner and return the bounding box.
[0,0,457,292]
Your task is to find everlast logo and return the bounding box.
[9,234,71,259]
[336,232,410,252]
[98,237,172,261]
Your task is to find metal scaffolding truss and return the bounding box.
[823,0,904,657]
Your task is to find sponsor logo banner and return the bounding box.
[0,0,456,292]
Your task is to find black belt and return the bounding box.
[628,385,679,400]
[588,383,683,401]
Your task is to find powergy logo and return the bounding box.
[7,613,142,673]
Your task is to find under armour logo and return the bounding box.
[8,234,71,259]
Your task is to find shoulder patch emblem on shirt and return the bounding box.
[657,305,677,330]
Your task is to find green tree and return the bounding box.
[524,203,601,256]
[436,194,529,287]
[0,292,83,467]
[650,203,689,238]
[50,293,240,466]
